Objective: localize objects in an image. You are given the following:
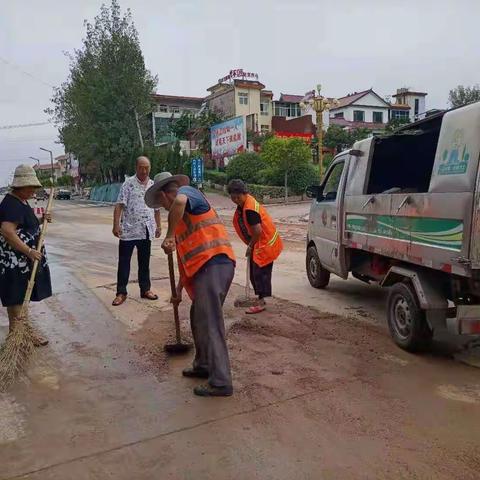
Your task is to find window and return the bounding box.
[158,104,168,113]
[392,110,410,120]
[170,106,180,113]
[260,101,269,115]
[238,92,248,105]
[414,98,419,116]
[373,111,383,123]
[334,112,344,118]
[261,124,270,133]
[353,110,365,122]
[273,103,300,117]
[320,161,345,202]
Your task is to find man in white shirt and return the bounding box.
[112,156,161,306]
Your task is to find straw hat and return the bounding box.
[11,164,42,189]
[145,172,189,208]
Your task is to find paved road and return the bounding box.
[0,197,479,479]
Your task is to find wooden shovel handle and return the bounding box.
[167,253,182,342]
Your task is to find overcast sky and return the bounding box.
[1,0,479,185]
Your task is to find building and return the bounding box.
[204,70,273,133]
[273,94,303,119]
[33,162,62,181]
[391,88,428,122]
[329,89,390,131]
[151,94,204,145]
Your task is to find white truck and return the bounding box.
[306,101,480,351]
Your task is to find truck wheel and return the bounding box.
[306,246,330,289]
[387,282,433,352]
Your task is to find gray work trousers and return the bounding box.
[190,261,235,388]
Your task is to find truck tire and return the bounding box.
[306,246,330,289]
[387,282,433,352]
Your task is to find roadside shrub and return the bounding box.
[205,170,228,185]
[256,163,318,194]
[246,184,286,201]
[226,152,266,183]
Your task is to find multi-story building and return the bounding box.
[328,89,390,131]
[151,94,204,145]
[390,88,428,122]
[204,72,273,133]
[273,94,303,119]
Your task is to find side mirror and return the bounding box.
[305,185,322,199]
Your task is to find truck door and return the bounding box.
[310,157,348,278]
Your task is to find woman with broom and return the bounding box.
[0,164,52,347]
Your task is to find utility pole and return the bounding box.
[40,147,55,185]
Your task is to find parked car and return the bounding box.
[35,189,48,201]
[56,189,71,200]
[306,101,480,352]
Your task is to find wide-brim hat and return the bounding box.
[145,172,190,208]
[11,164,42,189]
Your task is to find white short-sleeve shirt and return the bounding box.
[117,176,157,241]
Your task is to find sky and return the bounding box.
[1,0,479,185]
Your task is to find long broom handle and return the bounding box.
[167,253,182,343]
[245,252,251,299]
[20,186,55,317]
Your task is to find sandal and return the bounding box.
[141,291,158,300]
[246,305,266,315]
[112,294,127,306]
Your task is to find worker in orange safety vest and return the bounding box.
[228,179,283,314]
[145,172,236,397]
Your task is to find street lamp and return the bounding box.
[40,147,55,184]
[29,156,41,166]
[300,84,339,178]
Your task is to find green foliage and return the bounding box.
[47,0,157,182]
[205,170,228,185]
[258,137,313,194]
[56,175,74,187]
[247,184,286,201]
[324,125,371,152]
[226,152,265,183]
[449,85,480,108]
[323,152,334,171]
[169,111,195,140]
[191,108,225,156]
[384,118,411,133]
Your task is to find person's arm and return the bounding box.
[112,204,124,238]
[154,209,161,238]
[0,222,42,261]
[161,194,188,254]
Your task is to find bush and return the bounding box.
[205,170,228,185]
[247,184,286,201]
[257,163,318,194]
[226,152,266,183]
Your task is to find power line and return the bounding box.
[0,56,54,89]
[0,121,51,130]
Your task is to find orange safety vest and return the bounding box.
[175,206,235,300]
[233,194,283,267]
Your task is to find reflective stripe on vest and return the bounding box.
[180,238,233,264]
[177,215,224,243]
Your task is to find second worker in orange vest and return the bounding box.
[145,172,236,397]
[228,179,283,314]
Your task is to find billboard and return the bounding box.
[211,116,246,164]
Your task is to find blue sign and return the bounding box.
[191,157,204,184]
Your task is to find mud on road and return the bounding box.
[131,285,480,479]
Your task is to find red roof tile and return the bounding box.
[278,93,304,103]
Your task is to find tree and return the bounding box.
[47,1,157,182]
[384,117,411,133]
[226,152,266,183]
[191,108,225,157]
[323,125,371,152]
[449,85,480,108]
[260,137,314,201]
[169,111,196,140]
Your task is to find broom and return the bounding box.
[0,185,54,390]
[234,254,258,308]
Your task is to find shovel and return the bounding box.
[234,254,258,308]
[164,253,192,354]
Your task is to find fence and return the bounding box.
[89,183,122,203]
